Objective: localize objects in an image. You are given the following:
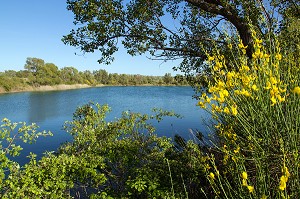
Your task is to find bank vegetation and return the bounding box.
[0,58,188,93]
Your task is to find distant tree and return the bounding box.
[24,57,45,75]
[4,70,17,77]
[118,74,129,85]
[163,73,173,85]
[108,73,119,85]
[36,63,61,85]
[80,70,96,85]
[93,69,109,84]
[60,67,83,84]
[16,70,32,79]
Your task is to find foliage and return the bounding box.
[62,0,296,85]
[0,73,28,92]
[1,1,299,198]
[59,103,208,198]
[197,31,300,198]
[1,59,187,92]
[0,103,209,198]
[0,118,52,196]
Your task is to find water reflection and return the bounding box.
[28,92,59,123]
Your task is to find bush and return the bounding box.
[197,32,300,198]
[0,104,209,198]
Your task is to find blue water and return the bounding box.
[0,86,211,164]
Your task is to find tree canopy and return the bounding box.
[62,0,299,77]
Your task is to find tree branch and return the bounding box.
[185,0,254,58]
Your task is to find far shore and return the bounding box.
[0,84,188,94]
[0,84,98,94]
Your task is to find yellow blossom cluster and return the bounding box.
[241,171,254,193]
[201,31,299,198]
[292,86,300,95]
[197,33,289,115]
[279,166,290,191]
[264,74,286,105]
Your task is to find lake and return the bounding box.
[0,86,211,164]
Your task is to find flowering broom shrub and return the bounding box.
[198,32,300,198]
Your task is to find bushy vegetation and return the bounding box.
[1,0,299,198]
[1,31,299,198]
[0,59,188,92]
[0,103,209,198]
[196,32,300,198]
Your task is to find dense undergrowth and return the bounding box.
[0,32,299,198]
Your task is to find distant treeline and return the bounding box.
[0,57,189,92]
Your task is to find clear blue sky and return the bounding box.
[0,0,179,75]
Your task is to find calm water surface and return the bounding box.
[0,86,211,164]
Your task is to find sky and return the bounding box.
[0,0,179,76]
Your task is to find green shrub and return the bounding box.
[0,104,209,198]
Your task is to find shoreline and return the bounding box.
[0,84,96,94]
[0,84,189,94]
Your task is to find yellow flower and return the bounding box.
[226,71,235,79]
[215,123,222,129]
[205,96,211,103]
[198,101,205,108]
[264,82,271,90]
[241,172,248,180]
[223,107,230,114]
[271,96,277,105]
[270,86,279,96]
[212,104,222,112]
[247,185,254,193]
[222,89,229,97]
[232,133,237,140]
[234,146,240,153]
[279,87,286,93]
[255,38,263,44]
[241,76,251,86]
[242,179,247,186]
[208,56,214,61]
[234,90,241,95]
[264,54,270,62]
[214,61,223,71]
[292,86,300,95]
[238,42,247,49]
[283,166,290,178]
[252,84,259,91]
[241,65,250,71]
[209,172,215,180]
[217,81,225,89]
[231,156,237,162]
[270,77,278,85]
[242,48,246,55]
[254,48,261,57]
[240,89,251,97]
[275,53,282,61]
[279,175,288,190]
[208,86,216,93]
[276,95,285,103]
[231,105,238,116]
